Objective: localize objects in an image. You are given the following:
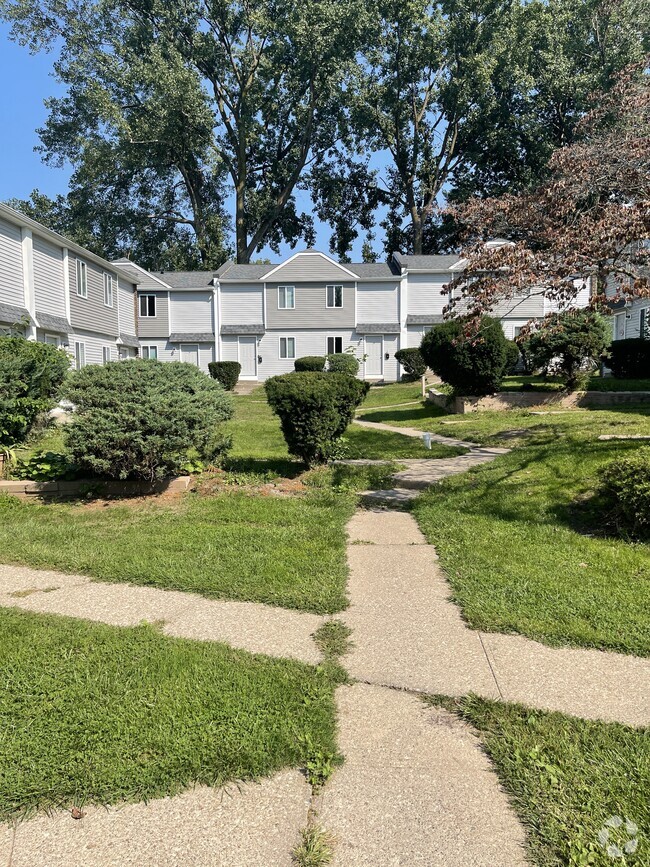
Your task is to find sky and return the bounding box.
[0,23,377,263]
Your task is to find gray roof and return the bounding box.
[220,324,265,335]
[392,253,460,271]
[169,332,215,343]
[349,262,400,278]
[406,314,445,325]
[356,322,401,334]
[118,333,140,348]
[152,271,216,289]
[0,302,32,325]
[215,261,271,280]
[36,311,71,333]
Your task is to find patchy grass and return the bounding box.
[412,409,650,655]
[305,463,401,493]
[0,490,354,614]
[361,381,425,408]
[342,426,465,460]
[313,620,353,661]
[501,374,650,393]
[292,825,335,866]
[427,695,650,867]
[0,607,338,822]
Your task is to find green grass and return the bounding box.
[412,408,650,655]
[431,695,650,867]
[500,374,650,393]
[342,426,465,460]
[360,381,425,407]
[0,490,354,614]
[0,607,337,821]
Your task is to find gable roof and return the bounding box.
[392,253,460,271]
[152,271,216,290]
[112,259,170,289]
[261,250,359,281]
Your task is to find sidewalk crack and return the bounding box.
[478,632,504,700]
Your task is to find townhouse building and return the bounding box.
[0,203,139,365]
[0,203,595,382]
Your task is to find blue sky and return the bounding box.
[0,23,377,262]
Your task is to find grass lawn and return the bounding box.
[500,374,650,393]
[411,408,650,655]
[360,381,426,407]
[433,695,650,867]
[0,607,337,821]
[341,426,465,460]
[0,490,353,614]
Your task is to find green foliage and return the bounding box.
[0,336,70,448]
[208,360,241,391]
[294,356,326,372]
[13,450,76,481]
[520,311,611,390]
[63,359,233,481]
[292,824,335,867]
[608,338,650,379]
[326,352,360,376]
[420,316,510,395]
[265,372,369,464]
[395,347,427,380]
[504,340,520,374]
[598,447,650,539]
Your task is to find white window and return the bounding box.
[279,337,296,359]
[102,346,112,364]
[103,273,114,307]
[74,341,86,370]
[278,285,295,309]
[327,336,343,355]
[139,294,156,317]
[514,326,523,339]
[76,260,87,298]
[43,334,59,347]
[141,345,158,360]
[326,284,343,308]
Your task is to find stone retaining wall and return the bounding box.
[0,476,192,499]
[428,389,650,414]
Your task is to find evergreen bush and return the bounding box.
[294,356,326,372]
[326,353,360,376]
[208,360,241,390]
[394,347,427,380]
[608,338,650,379]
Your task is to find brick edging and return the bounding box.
[0,476,192,497]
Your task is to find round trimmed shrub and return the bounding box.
[327,352,360,376]
[394,347,427,381]
[598,447,650,538]
[64,359,233,480]
[208,360,241,391]
[608,338,650,379]
[420,316,510,395]
[265,372,369,464]
[294,356,326,372]
[0,336,70,447]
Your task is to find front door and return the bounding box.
[365,334,383,378]
[614,313,626,341]
[238,336,257,378]
[180,343,199,366]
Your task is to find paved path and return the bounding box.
[0,564,324,665]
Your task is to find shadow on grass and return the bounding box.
[220,456,305,479]
[358,404,450,425]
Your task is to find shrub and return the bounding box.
[265,372,369,464]
[608,338,650,379]
[519,310,611,390]
[420,316,510,395]
[394,347,427,381]
[327,352,360,376]
[13,450,76,481]
[294,356,326,372]
[208,360,241,391]
[0,336,70,447]
[598,447,650,539]
[64,360,233,481]
[504,340,520,375]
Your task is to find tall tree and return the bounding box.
[446,64,650,316]
[1,0,370,262]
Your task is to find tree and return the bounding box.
[2,0,370,263]
[518,310,611,389]
[447,63,650,315]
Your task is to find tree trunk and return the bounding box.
[412,211,423,255]
[235,179,248,263]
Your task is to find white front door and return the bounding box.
[365,334,383,378]
[614,313,626,341]
[238,336,257,378]
[180,343,199,366]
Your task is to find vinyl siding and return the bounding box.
[137,291,170,337]
[624,300,650,339]
[69,256,119,337]
[140,339,213,373]
[356,281,399,323]
[169,291,214,332]
[221,335,239,362]
[407,273,449,316]
[407,325,428,349]
[266,282,355,329]
[69,329,120,367]
[0,218,25,307]
[220,283,264,325]
[490,291,545,319]
[362,333,399,381]
[264,253,356,283]
[33,234,66,318]
[118,278,138,337]
[257,329,365,380]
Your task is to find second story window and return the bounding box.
[139,294,156,317]
[278,285,295,309]
[326,284,343,308]
[76,260,87,298]
[103,273,114,307]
